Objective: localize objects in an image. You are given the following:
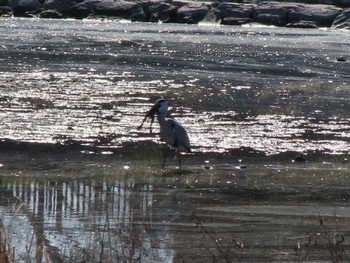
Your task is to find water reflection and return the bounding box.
[2,174,176,262]
[1,155,350,262]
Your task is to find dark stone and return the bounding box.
[334,0,350,7]
[332,8,350,28]
[94,0,146,20]
[69,5,91,18]
[43,0,74,14]
[213,3,254,20]
[7,0,42,16]
[0,0,348,29]
[221,16,253,25]
[288,4,342,27]
[141,1,178,22]
[69,0,101,18]
[337,56,346,61]
[0,5,13,16]
[254,2,299,26]
[294,153,307,162]
[38,9,63,18]
[171,0,191,8]
[286,20,319,28]
[24,5,42,15]
[176,2,209,24]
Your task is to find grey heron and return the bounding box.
[138,99,191,169]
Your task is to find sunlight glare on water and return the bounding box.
[0,22,350,157]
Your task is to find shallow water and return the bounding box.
[0,18,349,155]
[0,18,350,262]
[1,153,350,262]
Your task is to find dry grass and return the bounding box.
[0,218,12,263]
[0,201,50,263]
[191,210,244,263]
[294,216,349,263]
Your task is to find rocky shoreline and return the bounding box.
[2,0,350,29]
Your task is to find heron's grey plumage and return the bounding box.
[138,99,191,169]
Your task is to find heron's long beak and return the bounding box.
[137,104,157,134]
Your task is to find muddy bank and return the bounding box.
[2,0,350,29]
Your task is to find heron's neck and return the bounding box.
[157,113,167,124]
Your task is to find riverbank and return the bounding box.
[2,0,350,29]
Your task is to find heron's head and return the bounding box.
[137,99,169,133]
[155,99,169,115]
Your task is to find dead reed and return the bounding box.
[294,216,349,263]
[191,210,244,263]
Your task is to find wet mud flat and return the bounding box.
[0,148,350,262]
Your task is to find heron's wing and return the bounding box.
[170,120,191,152]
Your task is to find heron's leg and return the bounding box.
[162,145,168,169]
[178,152,182,171]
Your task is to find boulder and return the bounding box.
[213,3,254,25]
[254,2,300,26]
[214,3,254,19]
[43,0,75,14]
[288,4,342,27]
[254,0,335,4]
[332,8,350,28]
[38,9,63,18]
[94,0,146,20]
[141,1,178,22]
[221,16,253,25]
[69,0,97,18]
[286,20,319,28]
[334,0,350,7]
[176,2,209,24]
[69,0,146,21]
[7,0,42,16]
[0,6,13,16]
[172,0,191,8]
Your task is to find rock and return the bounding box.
[286,20,319,28]
[176,2,209,24]
[0,6,13,17]
[213,3,255,25]
[254,2,299,26]
[222,16,253,25]
[337,56,346,61]
[38,9,63,18]
[94,0,146,21]
[1,0,349,29]
[141,1,178,22]
[334,0,350,7]
[0,0,9,5]
[7,0,42,16]
[254,1,341,27]
[288,4,342,27]
[69,0,96,18]
[172,0,191,8]
[214,3,254,19]
[43,0,75,14]
[24,6,42,16]
[332,8,350,28]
